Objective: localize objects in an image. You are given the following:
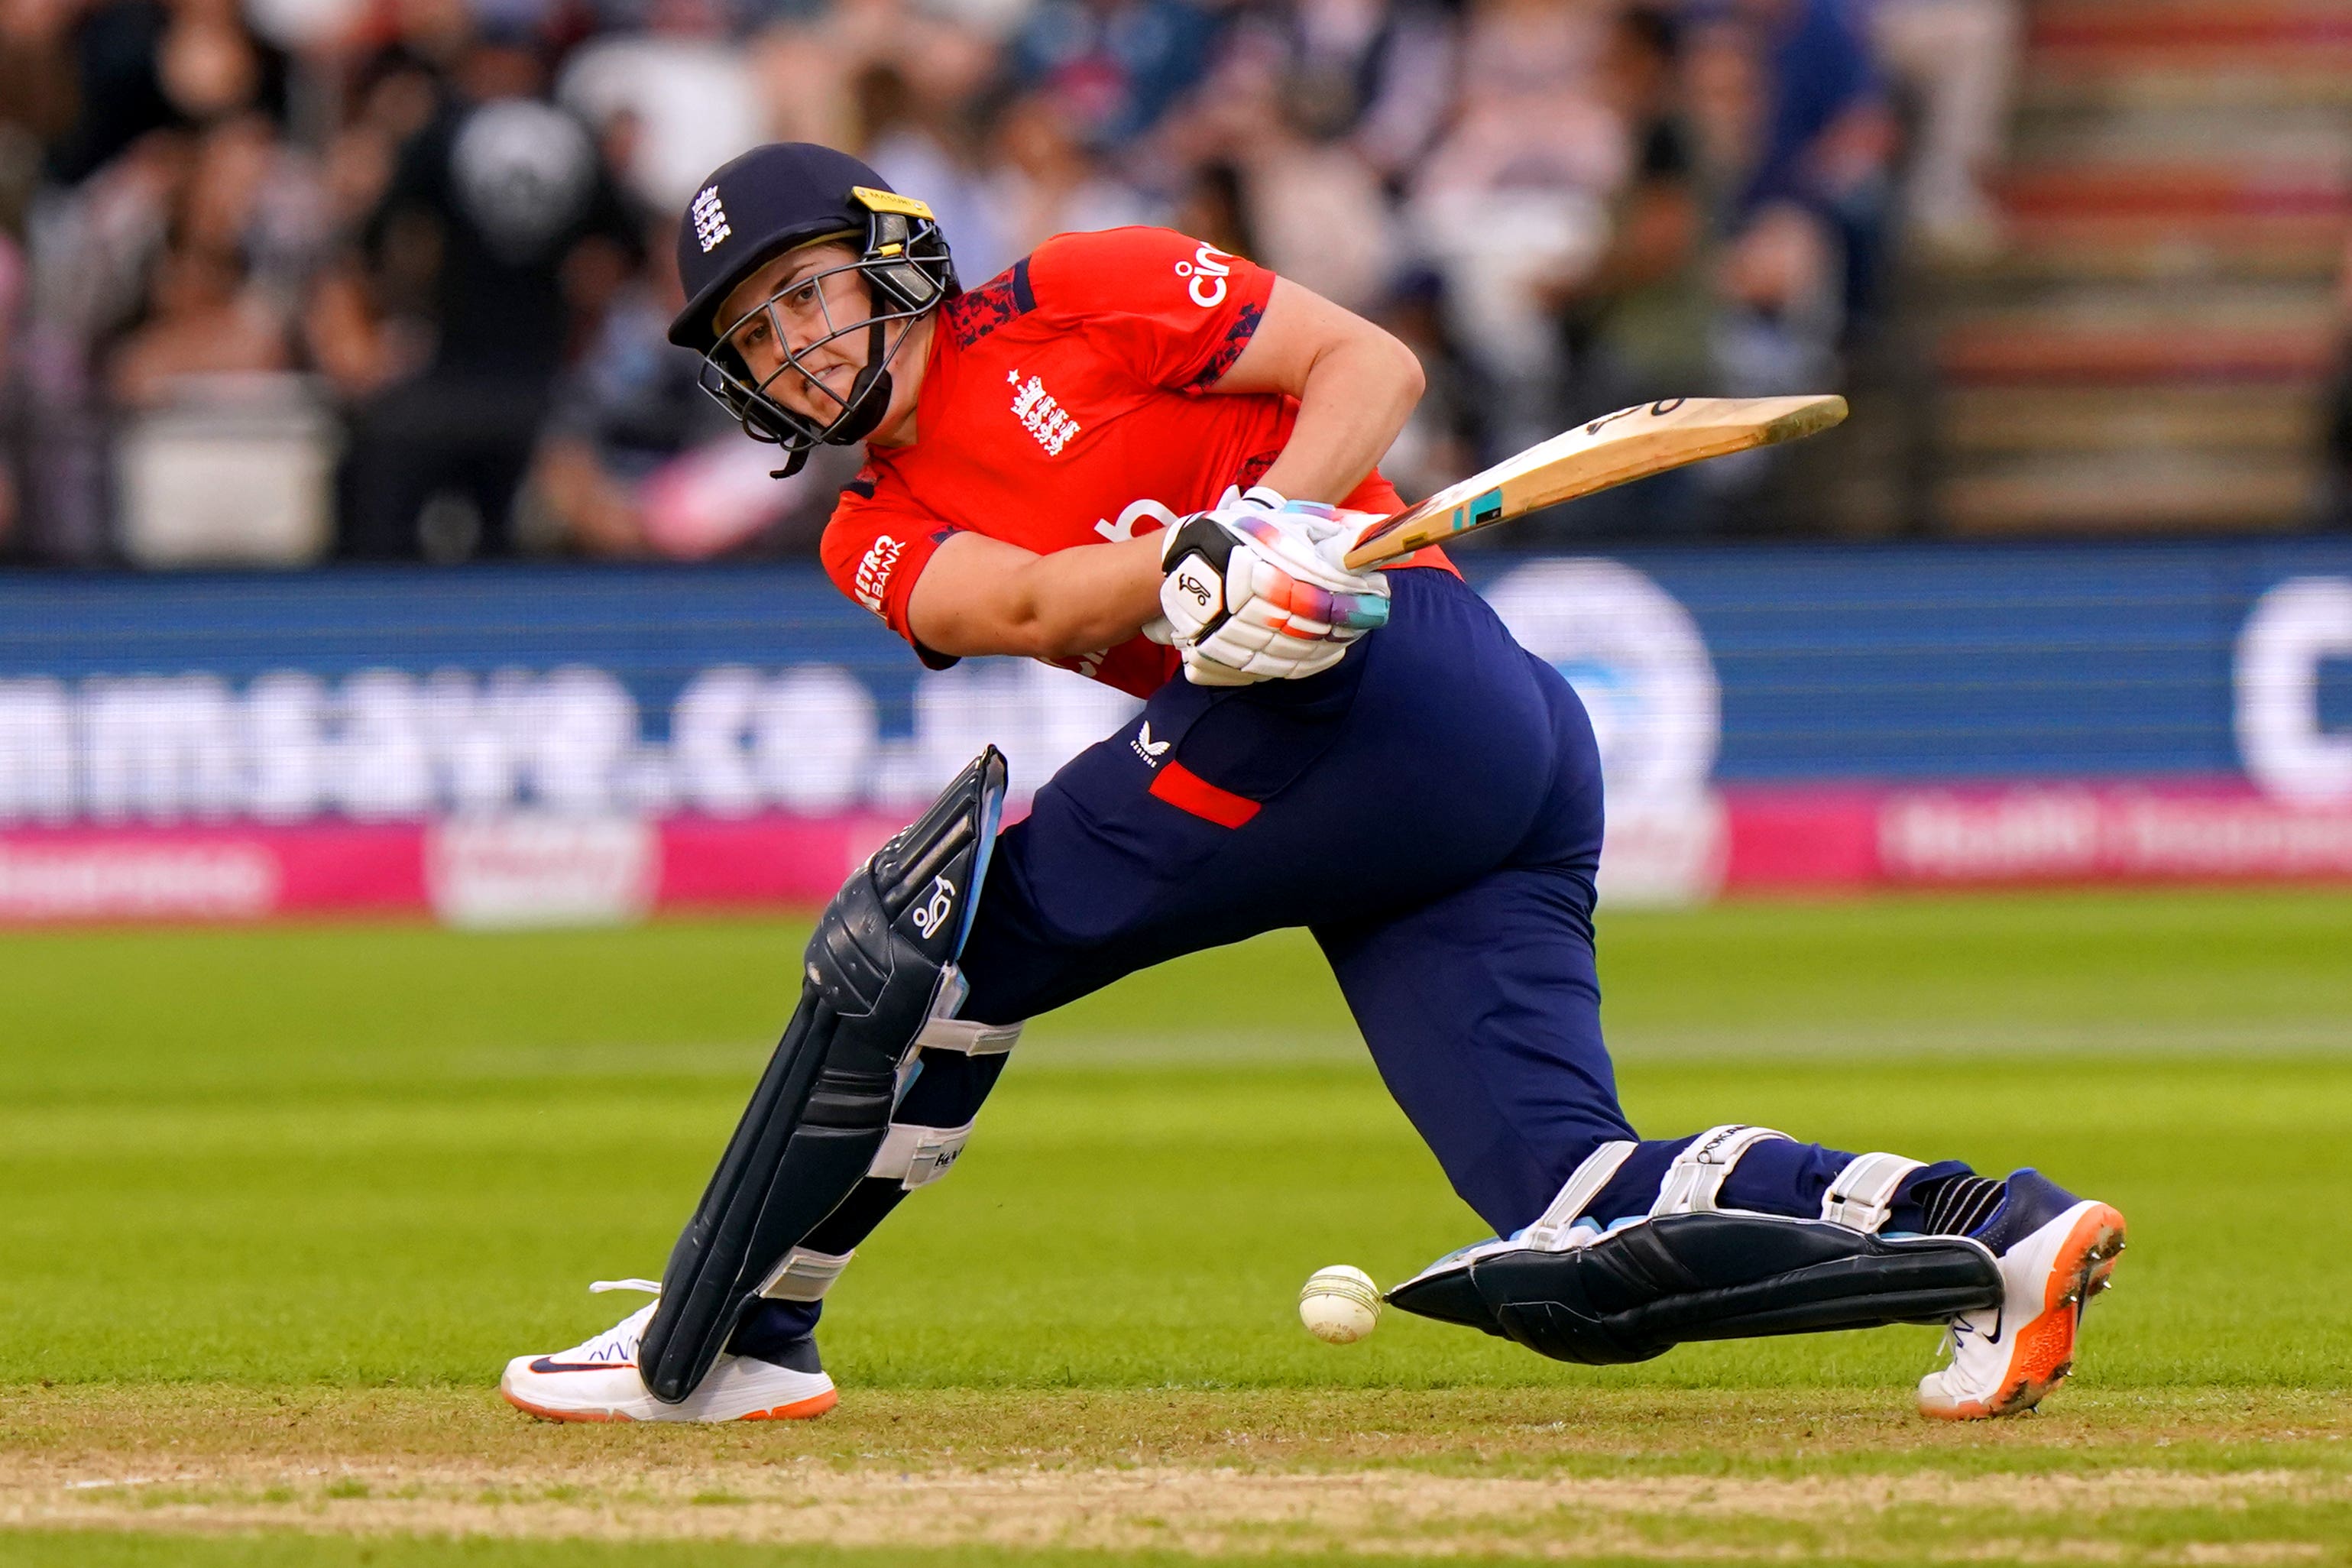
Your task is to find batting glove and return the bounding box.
[1157,487,1391,687]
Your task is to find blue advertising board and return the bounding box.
[2,538,2349,828]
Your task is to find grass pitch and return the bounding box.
[3,889,2348,1564]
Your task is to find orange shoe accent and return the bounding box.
[1923,1203,2128,1421]
[743,1387,839,1421]
[1923,1385,2002,1421]
[503,1390,627,1424]
[501,1385,837,1424]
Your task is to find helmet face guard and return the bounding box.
[694,198,954,478]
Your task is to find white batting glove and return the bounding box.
[1157,487,1391,686]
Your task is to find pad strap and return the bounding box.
[867,1117,977,1188]
[1820,1152,1924,1233]
[756,1246,854,1302]
[913,1017,1023,1055]
[1523,1140,1637,1252]
[1652,1125,1791,1216]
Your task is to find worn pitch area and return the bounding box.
[8,1386,2350,1563]
[4,891,2349,1564]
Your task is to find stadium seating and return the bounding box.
[1929,0,2352,533]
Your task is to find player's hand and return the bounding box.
[1157,488,1391,686]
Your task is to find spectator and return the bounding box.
[336,25,642,559]
[557,0,766,212]
[179,111,325,303]
[2321,233,2352,530]
[1725,0,1892,328]
[752,0,976,153]
[1007,0,1224,151]
[1208,0,1459,183]
[0,0,1951,559]
[854,60,1013,289]
[1177,47,1397,314]
[109,240,290,409]
[0,0,79,162]
[980,89,1161,259]
[300,14,467,405]
[1869,0,2019,259]
[43,0,288,186]
[319,33,455,228]
[1409,0,1628,452]
[1370,266,1485,504]
[528,218,840,558]
[17,126,200,561]
[1169,154,1252,261]
[1553,3,1713,413]
[0,227,22,553]
[1686,7,1842,394]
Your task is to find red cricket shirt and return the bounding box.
[819,225,1450,698]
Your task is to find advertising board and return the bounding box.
[3,539,2347,922]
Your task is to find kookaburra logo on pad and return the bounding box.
[691,186,731,253]
[908,873,957,939]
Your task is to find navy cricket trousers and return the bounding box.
[957,565,1628,1229]
[736,569,1953,1356]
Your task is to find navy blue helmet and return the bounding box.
[669,143,955,475]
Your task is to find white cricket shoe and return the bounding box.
[500,1280,837,1424]
[1916,1171,2127,1421]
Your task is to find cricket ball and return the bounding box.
[1297,1264,1382,1344]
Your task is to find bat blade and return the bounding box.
[1342,395,1848,569]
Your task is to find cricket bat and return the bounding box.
[1342,395,1848,570]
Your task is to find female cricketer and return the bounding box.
[501,143,2126,1427]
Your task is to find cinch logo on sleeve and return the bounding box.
[854,535,902,613]
[691,186,731,253]
[1175,245,1232,307]
[1007,369,1080,455]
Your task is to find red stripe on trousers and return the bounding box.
[1148,760,1260,828]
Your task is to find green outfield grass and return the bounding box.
[4,889,2350,1565]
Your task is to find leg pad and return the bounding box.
[1388,1212,2002,1366]
[637,747,1007,1403]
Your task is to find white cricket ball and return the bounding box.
[1298,1264,1382,1344]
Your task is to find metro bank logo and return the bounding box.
[854,534,902,613]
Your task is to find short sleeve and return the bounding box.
[821,475,961,669]
[1028,227,1274,394]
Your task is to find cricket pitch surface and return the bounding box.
[5,893,2349,1566]
[9,1385,2350,1564]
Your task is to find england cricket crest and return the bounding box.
[690,185,731,254]
[1007,369,1081,456]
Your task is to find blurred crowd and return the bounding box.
[0,0,2020,565]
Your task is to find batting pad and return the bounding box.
[636,746,1007,1404]
[1386,1212,2002,1366]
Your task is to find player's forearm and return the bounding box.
[911,533,1165,660]
[1009,536,1166,656]
[1253,332,1425,504]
